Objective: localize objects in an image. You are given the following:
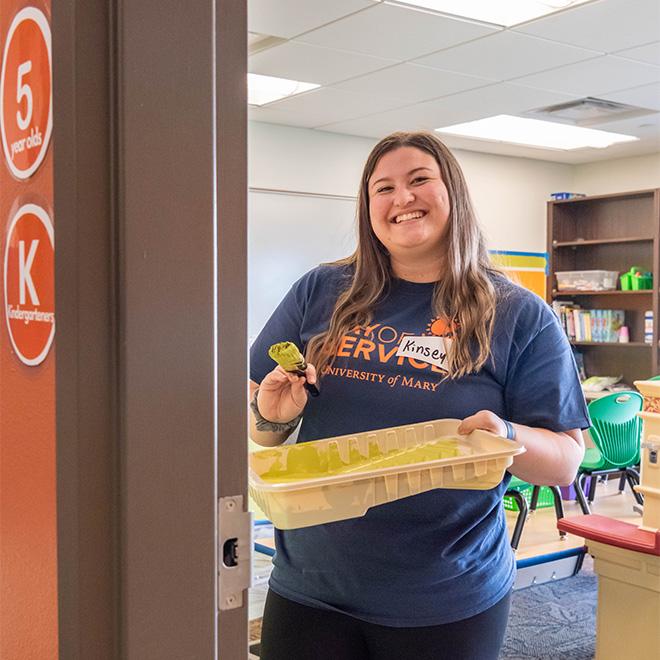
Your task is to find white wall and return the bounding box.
[450,150,571,254]
[248,122,374,198]
[249,121,574,254]
[573,152,660,195]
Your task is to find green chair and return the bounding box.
[573,391,644,513]
[504,476,565,550]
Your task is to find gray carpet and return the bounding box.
[501,561,597,660]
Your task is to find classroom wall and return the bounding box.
[573,152,660,195]
[249,121,574,253]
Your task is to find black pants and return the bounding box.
[259,589,511,660]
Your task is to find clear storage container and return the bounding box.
[249,419,525,529]
[555,269,618,291]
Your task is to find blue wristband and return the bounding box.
[503,420,516,441]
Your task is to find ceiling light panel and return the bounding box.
[388,1,593,27]
[248,73,320,106]
[436,114,639,150]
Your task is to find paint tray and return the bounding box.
[249,418,525,529]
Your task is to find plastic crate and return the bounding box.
[556,270,618,291]
[504,484,555,511]
[249,419,525,530]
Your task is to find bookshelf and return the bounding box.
[547,189,660,386]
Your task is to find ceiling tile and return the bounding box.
[614,41,660,67]
[249,105,321,128]
[513,0,660,54]
[297,2,499,61]
[513,56,660,98]
[332,63,490,103]
[414,30,600,81]
[248,0,374,39]
[249,41,395,85]
[587,113,660,160]
[603,82,660,111]
[591,111,660,137]
[320,83,578,136]
[251,86,409,127]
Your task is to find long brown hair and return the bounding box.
[306,131,499,380]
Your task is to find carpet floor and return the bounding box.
[249,562,598,659]
[501,562,596,659]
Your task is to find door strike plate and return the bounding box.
[218,495,252,610]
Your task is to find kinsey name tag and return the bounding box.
[396,335,452,369]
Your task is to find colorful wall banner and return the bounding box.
[490,249,547,299]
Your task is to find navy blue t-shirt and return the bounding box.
[250,264,589,627]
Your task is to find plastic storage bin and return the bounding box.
[631,274,653,290]
[249,419,525,529]
[555,270,618,291]
[620,267,652,291]
[550,192,586,200]
[503,484,554,511]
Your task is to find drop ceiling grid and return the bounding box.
[317,83,581,136]
[247,0,376,40]
[292,3,500,61]
[248,0,660,162]
[512,0,660,54]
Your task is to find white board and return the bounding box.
[248,190,357,341]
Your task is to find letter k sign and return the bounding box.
[4,204,55,366]
[19,239,40,305]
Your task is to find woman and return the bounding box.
[249,132,588,660]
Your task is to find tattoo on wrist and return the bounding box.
[250,389,302,433]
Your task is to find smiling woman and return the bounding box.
[368,147,451,275]
[248,131,589,660]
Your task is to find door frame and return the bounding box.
[54,1,247,657]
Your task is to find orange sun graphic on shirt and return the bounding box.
[426,317,456,337]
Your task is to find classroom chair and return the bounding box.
[573,391,644,514]
[505,476,566,550]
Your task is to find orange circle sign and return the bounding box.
[4,204,55,365]
[1,7,52,179]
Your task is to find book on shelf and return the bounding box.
[551,301,624,343]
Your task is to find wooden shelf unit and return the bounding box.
[547,189,660,385]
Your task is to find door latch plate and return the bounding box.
[218,495,252,610]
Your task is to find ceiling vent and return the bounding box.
[526,97,654,126]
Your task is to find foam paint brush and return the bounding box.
[268,341,320,397]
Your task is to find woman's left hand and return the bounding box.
[458,410,508,437]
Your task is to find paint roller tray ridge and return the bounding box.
[249,418,524,529]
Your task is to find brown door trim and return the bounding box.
[118,0,246,656]
[55,1,247,657]
[53,1,120,658]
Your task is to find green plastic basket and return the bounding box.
[503,484,554,511]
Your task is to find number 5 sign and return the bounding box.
[1,7,52,179]
[4,204,55,365]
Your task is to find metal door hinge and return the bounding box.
[218,495,252,610]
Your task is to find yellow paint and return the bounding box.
[259,438,461,483]
[268,341,305,371]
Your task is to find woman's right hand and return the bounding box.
[256,363,318,423]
